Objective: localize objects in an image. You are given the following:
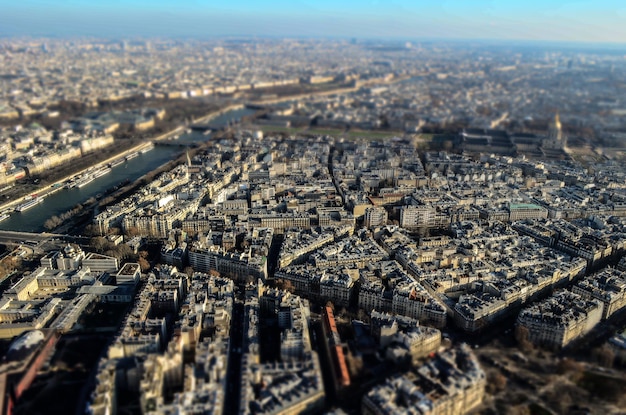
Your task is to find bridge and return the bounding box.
[189,115,243,133]
[189,124,221,133]
[0,230,89,246]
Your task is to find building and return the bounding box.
[508,203,548,221]
[240,359,325,415]
[0,330,60,415]
[83,253,119,274]
[516,291,603,349]
[571,267,626,320]
[392,284,447,329]
[400,206,435,229]
[370,310,441,365]
[364,206,388,228]
[362,344,485,415]
[320,269,357,308]
[55,244,85,270]
[116,263,141,285]
[239,284,325,415]
[544,112,564,150]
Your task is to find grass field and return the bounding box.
[255,125,305,134]
[251,124,410,141]
[345,130,403,140]
[305,128,345,136]
[249,124,450,148]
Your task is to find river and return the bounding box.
[0,107,257,233]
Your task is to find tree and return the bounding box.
[357,308,369,323]
[43,218,56,230]
[44,216,62,230]
[125,226,140,238]
[103,244,133,261]
[593,345,615,368]
[83,224,101,236]
[275,278,295,293]
[556,358,584,383]
[184,266,194,277]
[442,140,454,152]
[0,256,20,280]
[556,358,583,374]
[108,227,121,236]
[90,236,108,253]
[117,244,134,260]
[506,406,531,415]
[515,325,533,352]
[486,371,508,394]
[545,382,575,414]
[138,256,151,272]
[104,249,118,259]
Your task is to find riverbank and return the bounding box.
[244,75,413,107]
[191,103,245,125]
[1,75,410,226]
[0,109,217,214]
[0,140,156,213]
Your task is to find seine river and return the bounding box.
[0,107,256,233]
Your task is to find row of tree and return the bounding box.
[43,197,97,231]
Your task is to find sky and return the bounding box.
[1,0,626,43]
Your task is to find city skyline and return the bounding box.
[1,13,626,413]
[2,0,626,44]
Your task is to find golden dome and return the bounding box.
[553,111,561,129]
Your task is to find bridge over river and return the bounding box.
[0,230,89,246]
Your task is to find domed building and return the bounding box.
[541,111,570,160]
[543,111,565,150]
[57,244,86,270]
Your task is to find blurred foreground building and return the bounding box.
[362,344,485,415]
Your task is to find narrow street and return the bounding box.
[223,285,245,415]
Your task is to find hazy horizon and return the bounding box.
[2,0,626,44]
